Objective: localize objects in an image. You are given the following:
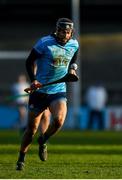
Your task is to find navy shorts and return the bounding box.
[28,91,67,114]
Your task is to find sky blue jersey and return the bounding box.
[33,35,79,94]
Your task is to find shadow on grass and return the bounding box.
[1,145,122,155]
[1,130,122,146]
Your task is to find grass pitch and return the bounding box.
[0,130,122,179]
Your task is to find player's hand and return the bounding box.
[31,80,42,90]
[69,63,78,76]
[24,80,43,93]
[69,69,77,76]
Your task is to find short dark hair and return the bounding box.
[56,18,74,30]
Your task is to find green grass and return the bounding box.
[1,130,122,178]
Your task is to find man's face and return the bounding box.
[56,28,72,44]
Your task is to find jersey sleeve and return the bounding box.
[33,38,44,55]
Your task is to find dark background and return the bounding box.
[1,0,122,104]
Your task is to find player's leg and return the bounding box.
[39,109,51,134]
[47,99,67,136]
[37,109,51,161]
[16,110,42,170]
[38,99,67,161]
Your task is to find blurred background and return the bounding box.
[0,0,122,131]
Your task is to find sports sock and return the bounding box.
[38,134,49,145]
[43,134,49,143]
[18,151,25,162]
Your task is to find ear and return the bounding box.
[71,29,75,38]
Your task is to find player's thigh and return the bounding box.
[42,109,51,121]
[27,110,43,130]
[40,109,50,127]
[49,99,67,121]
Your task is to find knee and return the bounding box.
[54,116,64,129]
[27,124,38,137]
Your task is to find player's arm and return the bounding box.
[26,49,38,82]
[26,49,42,88]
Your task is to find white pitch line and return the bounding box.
[0,51,29,60]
